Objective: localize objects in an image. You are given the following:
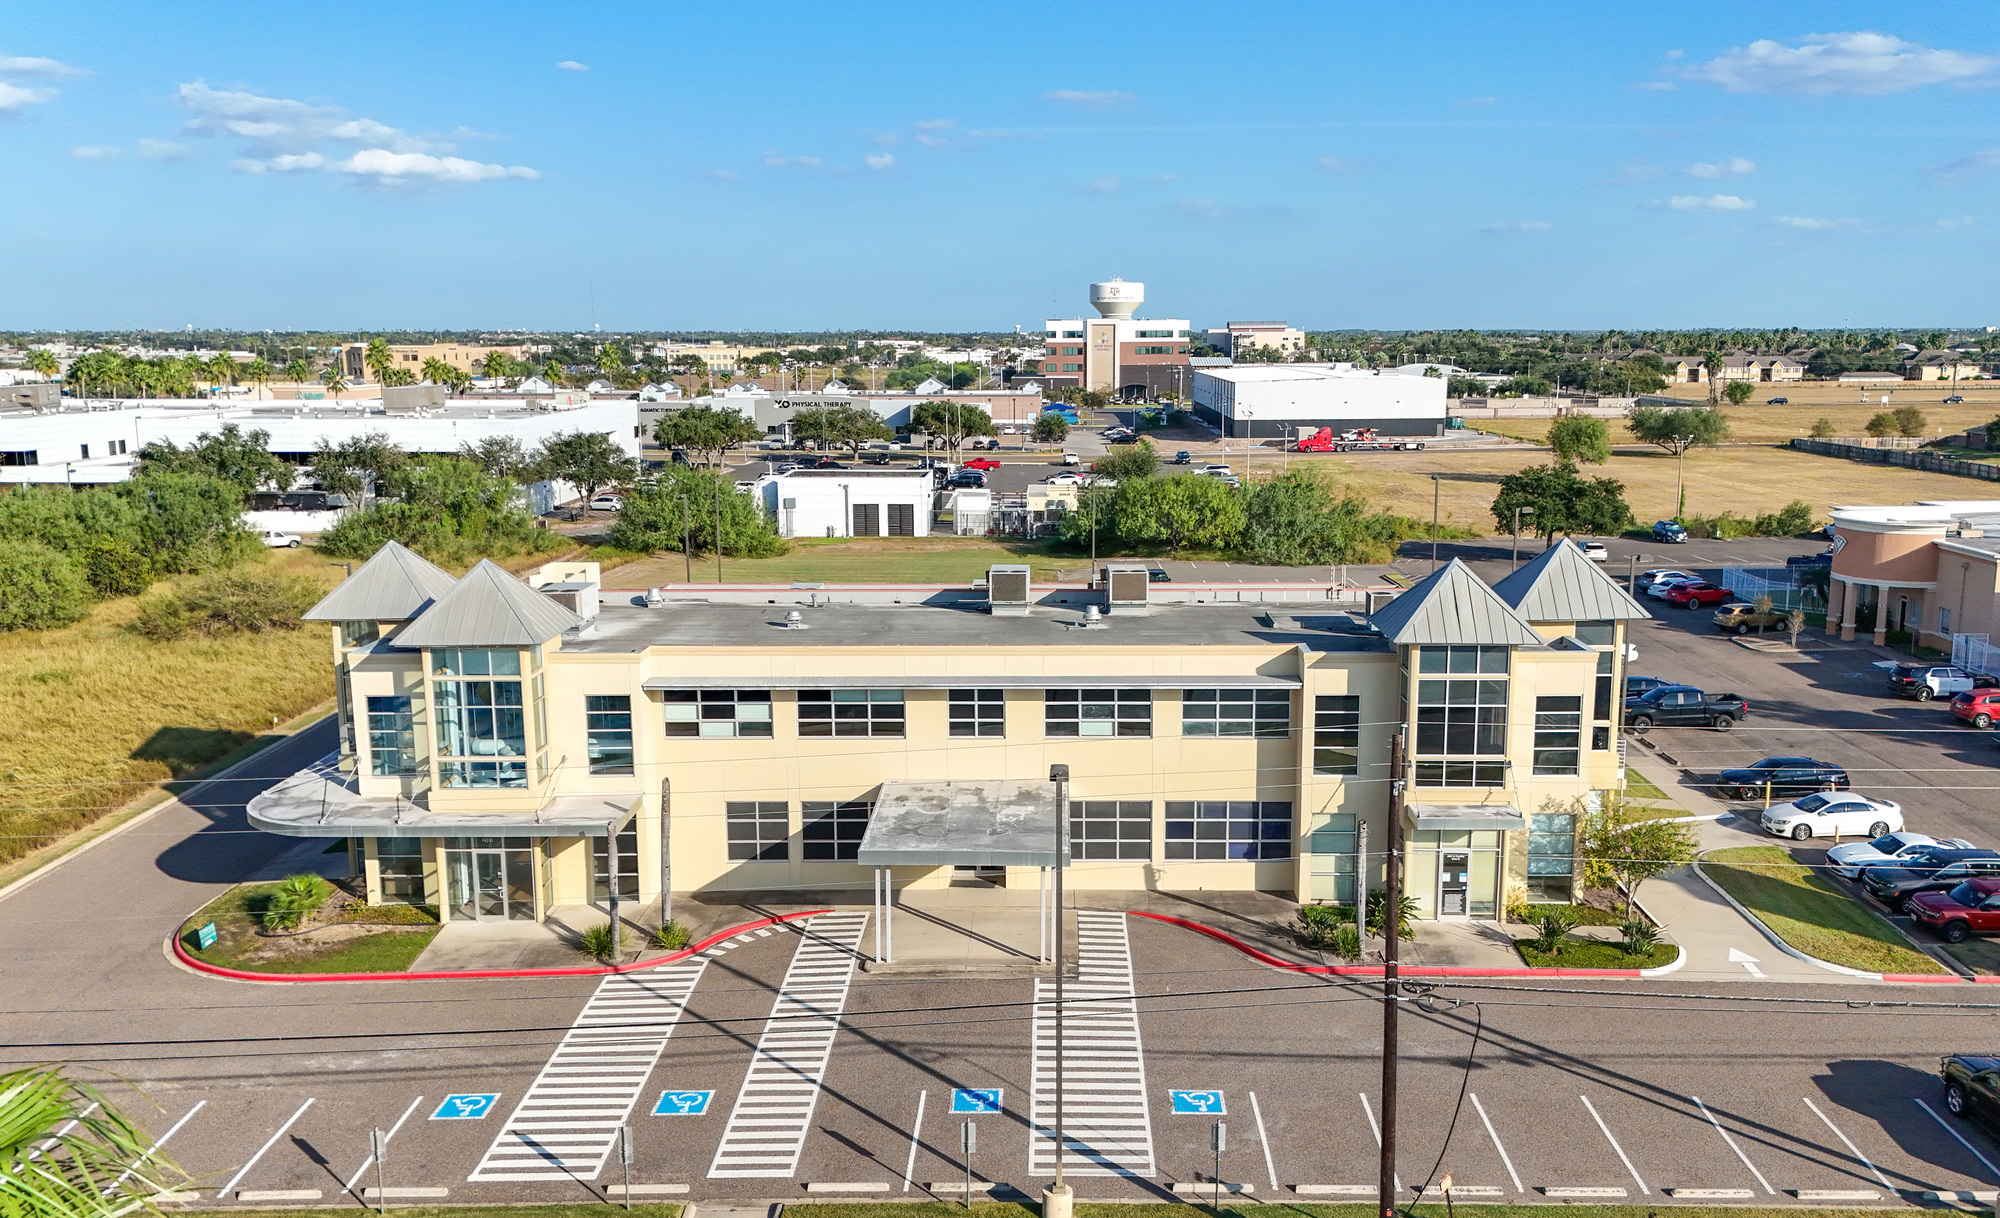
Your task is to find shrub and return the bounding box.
[132,568,320,640]
[575,923,635,963]
[82,538,152,598]
[1328,924,1363,962]
[1810,418,1837,438]
[1620,918,1661,955]
[0,541,91,632]
[1751,500,1817,537]
[1528,905,1580,954]
[1892,405,1928,438]
[1294,903,1348,949]
[261,873,332,931]
[1366,890,1421,939]
[654,920,692,951]
[1724,380,1755,405]
[1865,412,1896,438]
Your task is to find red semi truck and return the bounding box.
[1293,427,1426,452]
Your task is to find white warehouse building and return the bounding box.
[1190,365,1449,439]
[754,469,934,539]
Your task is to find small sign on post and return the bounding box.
[961,1119,977,1210]
[1211,1120,1227,1214]
[370,1128,388,1216]
[617,1126,633,1210]
[196,922,218,949]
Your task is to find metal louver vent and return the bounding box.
[1109,570,1149,604]
[987,564,1032,615]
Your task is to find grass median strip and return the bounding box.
[180,881,440,975]
[1703,846,1945,974]
[1514,939,1678,969]
[790,1204,1900,1218]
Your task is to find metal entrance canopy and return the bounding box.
[855,780,1069,867]
[1401,803,1529,833]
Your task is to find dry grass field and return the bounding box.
[1478,395,1999,446]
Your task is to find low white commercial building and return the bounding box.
[754,469,934,539]
[1190,364,1449,439]
[0,394,641,486]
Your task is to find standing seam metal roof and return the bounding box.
[301,540,459,623]
[391,558,584,648]
[1490,538,1653,622]
[1366,558,1546,647]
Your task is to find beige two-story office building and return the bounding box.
[250,541,1648,924]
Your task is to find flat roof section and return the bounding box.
[855,781,1065,867]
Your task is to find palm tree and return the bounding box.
[364,337,394,386]
[1,1064,188,1217]
[480,349,513,379]
[26,348,58,380]
[207,354,238,394]
[420,356,451,385]
[245,358,271,397]
[322,364,349,396]
[1701,350,1724,404]
[283,357,310,384]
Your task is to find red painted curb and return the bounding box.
[1882,972,1966,983]
[1124,910,1644,977]
[171,908,833,983]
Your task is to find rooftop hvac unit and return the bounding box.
[987,564,1032,616]
[1101,563,1150,613]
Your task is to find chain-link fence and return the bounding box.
[1719,566,1827,614]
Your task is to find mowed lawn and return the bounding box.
[1702,846,1944,974]
[610,537,1071,586]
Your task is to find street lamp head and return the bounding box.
[1049,764,1070,782]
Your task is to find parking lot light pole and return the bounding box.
[1511,506,1535,570]
[1046,763,1072,1218]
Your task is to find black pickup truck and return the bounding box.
[1624,684,1752,732]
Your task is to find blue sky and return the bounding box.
[5,2,2000,332]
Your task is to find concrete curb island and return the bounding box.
[1689,854,1961,985]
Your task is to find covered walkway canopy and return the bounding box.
[855,780,1068,963]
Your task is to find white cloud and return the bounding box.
[1679,32,1996,96]
[0,55,85,77]
[1044,90,1135,108]
[1685,156,1756,178]
[1633,80,1676,91]
[1484,220,1552,232]
[1654,193,1756,211]
[1937,215,1977,230]
[70,145,119,160]
[556,60,589,72]
[136,138,187,161]
[1082,175,1119,194]
[1174,198,1230,220]
[235,152,326,173]
[0,81,55,115]
[1773,215,1862,229]
[1316,155,1362,174]
[1454,96,1496,107]
[764,155,822,169]
[865,152,894,170]
[1144,173,1176,184]
[332,149,538,182]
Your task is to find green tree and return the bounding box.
[1701,351,1725,403]
[653,404,761,467]
[0,542,90,631]
[534,430,640,514]
[608,467,788,558]
[0,1064,188,1215]
[1446,376,1486,398]
[1490,462,1635,540]
[309,432,405,502]
[207,353,239,391]
[789,404,892,459]
[364,337,394,385]
[318,456,562,565]
[1724,379,1755,405]
[114,472,258,572]
[1627,404,1730,452]
[420,356,452,384]
[1545,415,1612,465]
[480,349,515,379]
[1080,474,1246,554]
[1573,793,1700,915]
[26,348,59,379]
[1892,404,1929,438]
[1033,413,1070,443]
[380,367,418,387]
[81,537,152,597]
[597,342,631,376]
[1241,468,1411,564]
[1810,417,1837,438]
[1494,375,1552,397]
[135,423,295,496]
[909,400,998,458]
[459,436,533,482]
[283,357,311,384]
[1094,439,1160,483]
[322,364,349,395]
[1865,412,1897,439]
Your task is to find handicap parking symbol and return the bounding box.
[431,1093,499,1120]
[652,1090,714,1116]
[951,1089,1003,1114]
[1169,1090,1225,1115]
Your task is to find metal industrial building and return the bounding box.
[1190,364,1449,438]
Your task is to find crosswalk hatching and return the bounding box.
[1029,910,1156,1178]
[468,959,709,1183]
[707,910,871,1179]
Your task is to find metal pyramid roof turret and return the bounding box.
[392,559,583,649]
[302,540,458,623]
[1367,558,1545,647]
[1491,538,1652,623]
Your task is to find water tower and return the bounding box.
[1089,279,1144,319]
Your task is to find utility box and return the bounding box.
[382,383,448,413]
[987,564,1032,616]
[1100,563,1150,613]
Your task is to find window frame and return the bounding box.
[1313,694,1361,775]
[948,688,1006,737]
[1071,800,1153,860]
[1182,688,1291,738]
[662,689,774,738]
[1532,694,1582,776]
[798,689,906,738]
[1046,688,1152,738]
[801,800,873,860]
[1164,800,1293,860]
[586,694,635,775]
[365,694,418,776]
[726,801,790,862]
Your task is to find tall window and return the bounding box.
[727,801,789,861]
[1414,645,1508,788]
[1313,695,1360,775]
[1164,801,1293,860]
[799,690,905,738]
[366,696,418,776]
[1046,689,1151,738]
[949,689,1005,737]
[802,800,872,860]
[1182,689,1290,737]
[587,695,634,775]
[662,689,773,738]
[1071,801,1152,860]
[1528,810,1576,901]
[1533,695,1582,776]
[434,651,526,788]
[375,837,424,903]
[1593,651,1614,750]
[1308,813,1358,903]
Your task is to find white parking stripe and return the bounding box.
[1917,1097,2000,1182]
[470,961,709,1183]
[1028,910,1155,1178]
[28,1101,99,1163]
[901,1090,927,1193]
[707,910,870,1179]
[1358,1093,1402,1194]
[1469,1094,1523,1195]
[1692,1096,1775,1195]
[1803,1097,1895,1191]
[106,1100,202,1194]
[343,1095,425,1196]
[219,1098,311,1196]
[1580,1096,1648,1195]
[1248,1091,1278,1191]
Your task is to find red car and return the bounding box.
[1909,877,2000,943]
[1952,689,2000,729]
[961,458,1001,471]
[1662,580,1732,608]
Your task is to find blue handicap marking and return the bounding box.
[431,1093,499,1120]
[1170,1090,1226,1115]
[951,1089,1003,1114]
[652,1090,714,1116]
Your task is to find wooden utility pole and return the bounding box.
[1379,728,1406,1218]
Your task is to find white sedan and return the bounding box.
[1645,574,1700,599]
[1043,472,1085,486]
[1827,831,1973,880]
[1582,541,1609,563]
[1760,792,1903,842]
[1643,568,1694,586]
[588,494,624,511]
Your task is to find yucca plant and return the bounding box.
[1292,904,1347,950]
[1620,918,1662,955]
[0,1066,184,1217]
[575,923,634,963]
[652,920,692,952]
[259,874,330,932]
[1529,906,1581,955]
[1328,924,1364,963]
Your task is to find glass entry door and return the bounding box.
[444,836,538,921]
